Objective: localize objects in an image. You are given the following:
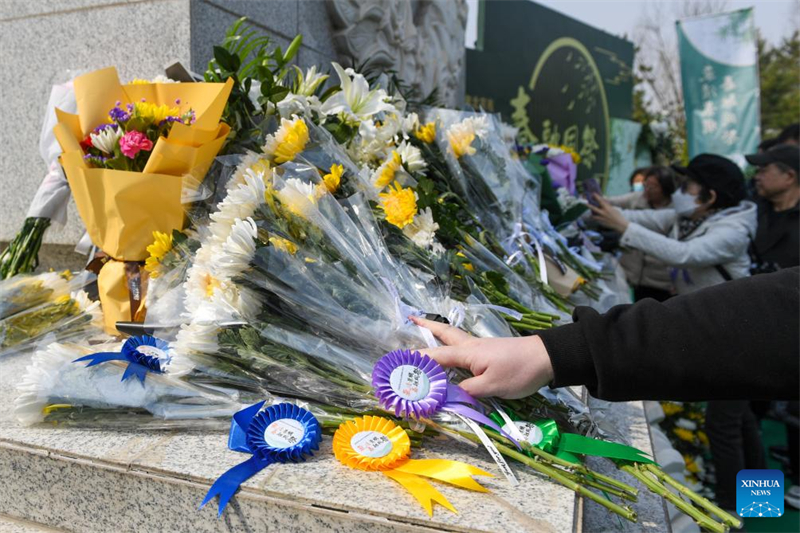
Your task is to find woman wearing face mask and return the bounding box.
[590,154,760,517]
[590,154,756,294]
[606,166,677,301]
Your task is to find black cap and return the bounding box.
[672,154,746,209]
[745,144,800,174]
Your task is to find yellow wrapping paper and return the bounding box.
[54,67,233,334]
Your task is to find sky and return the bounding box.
[466,0,799,47]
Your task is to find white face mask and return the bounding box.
[671,190,700,217]
[632,182,645,192]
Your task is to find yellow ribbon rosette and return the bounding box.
[333,416,493,516]
[52,67,233,334]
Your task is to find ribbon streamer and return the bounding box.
[333,416,492,516]
[200,401,321,517]
[73,335,171,384]
[489,412,655,465]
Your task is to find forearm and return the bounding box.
[538,268,800,401]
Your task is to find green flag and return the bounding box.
[677,9,761,165]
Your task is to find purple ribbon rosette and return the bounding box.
[372,349,520,447]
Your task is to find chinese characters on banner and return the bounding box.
[677,9,761,165]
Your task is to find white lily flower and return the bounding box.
[295,65,328,97]
[320,62,397,122]
[89,125,123,154]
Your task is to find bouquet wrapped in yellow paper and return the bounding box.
[53,67,233,334]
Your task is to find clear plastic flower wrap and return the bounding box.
[14,339,245,428]
[0,284,103,357]
[0,270,94,320]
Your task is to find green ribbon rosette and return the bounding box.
[488,411,656,465]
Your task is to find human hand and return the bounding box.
[409,316,554,399]
[588,194,629,233]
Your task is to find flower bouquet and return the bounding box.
[52,66,233,334]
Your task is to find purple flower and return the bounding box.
[92,123,118,134]
[109,104,130,122]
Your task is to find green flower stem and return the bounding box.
[519,443,638,498]
[507,321,547,332]
[558,469,638,502]
[495,439,638,522]
[620,464,727,533]
[644,464,742,528]
[447,428,638,522]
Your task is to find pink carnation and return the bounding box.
[119,130,154,159]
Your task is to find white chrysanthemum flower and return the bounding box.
[71,289,103,328]
[89,126,123,154]
[150,74,178,84]
[499,123,519,148]
[208,171,266,244]
[170,322,221,375]
[294,65,328,97]
[396,141,426,173]
[214,217,258,278]
[402,207,439,249]
[402,112,420,137]
[675,418,698,431]
[184,265,257,325]
[228,152,271,191]
[276,178,318,217]
[320,62,397,122]
[15,342,87,425]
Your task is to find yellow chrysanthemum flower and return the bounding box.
[323,164,343,194]
[683,455,700,474]
[266,118,309,164]
[415,122,436,144]
[249,158,271,176]
[455,252,476,272]
[135,102,180,124]
[697,430,709,447]
[660,402,684,416]
[144,231,173,278]
[559,145,582,164]
[673,428,695,442]
[373,151,402,189]
[448,128,476,159]
[378,181,418,229]
[268,237,298,255]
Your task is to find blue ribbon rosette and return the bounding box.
[200,401,322,516]
[73,335,171,384]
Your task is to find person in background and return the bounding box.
[591,154,755,293]
[777,123,799,146]
[607,166,676,301]
[745,143,800,511]
[629,166,649,193]
[589,153,759,516]
[746,144,800,272]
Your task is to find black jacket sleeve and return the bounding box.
[538,267,799,401]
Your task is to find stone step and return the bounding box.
[0,514,66,533]
[0,351,578,533]
[0,350,670,533]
